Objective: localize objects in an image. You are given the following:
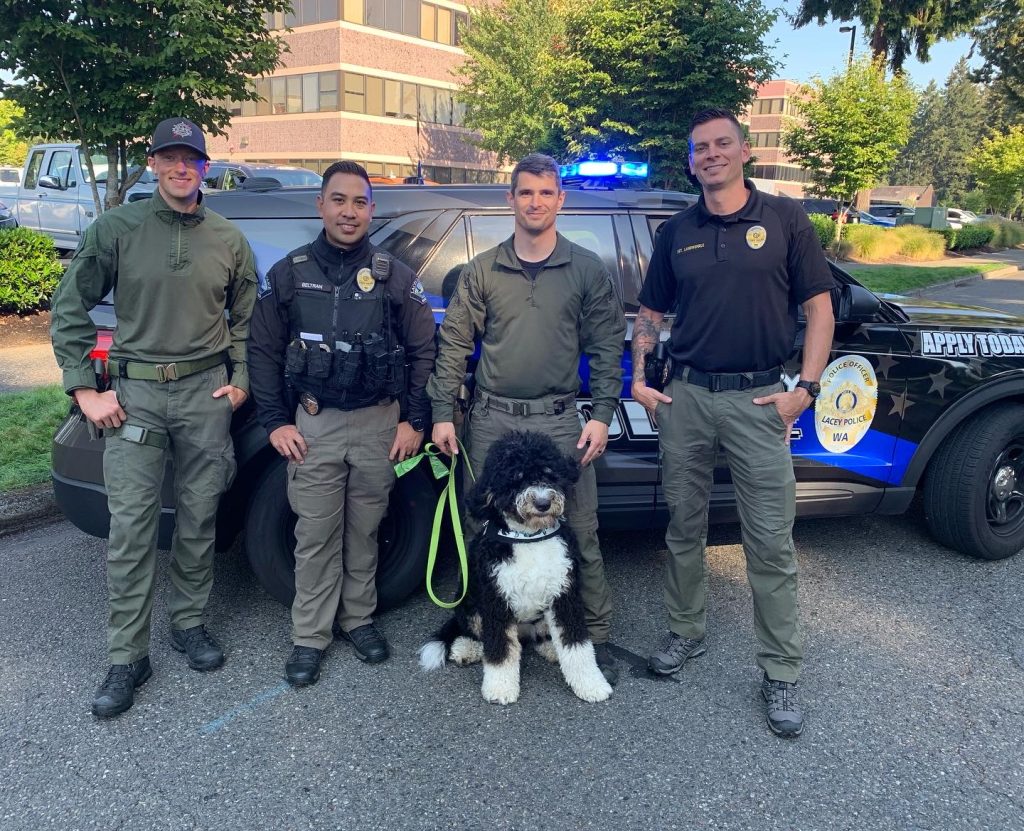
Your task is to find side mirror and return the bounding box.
[835,283,881,323]
[37,175,64,190]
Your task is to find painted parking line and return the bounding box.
[199,681,290,735]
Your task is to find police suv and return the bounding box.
[51,176,1024,612]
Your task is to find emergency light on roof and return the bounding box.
[559,160,649,180]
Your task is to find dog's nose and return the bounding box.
[534,493,552,512]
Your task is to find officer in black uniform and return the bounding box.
[248,161,436,686]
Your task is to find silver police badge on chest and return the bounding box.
[356,267,375,293]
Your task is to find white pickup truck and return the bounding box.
[0,144,154,251]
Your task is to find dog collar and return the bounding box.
[485,519,563,543]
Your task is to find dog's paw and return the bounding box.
[533,639,558,663]
[482,668,520,705]
[571,673,613,703]
[450,636,484,665]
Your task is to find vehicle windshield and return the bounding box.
[259,169,322,187]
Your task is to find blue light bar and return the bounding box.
[577,160,619,177]
[558,159,649,180]
[620,162,649,178]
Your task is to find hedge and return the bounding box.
[841,224,947,261]
[807,213,836,249]
[0,227,64,313]
[941,224,996,251]
[985,219,1024,248]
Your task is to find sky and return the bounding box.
[767,1,981,89]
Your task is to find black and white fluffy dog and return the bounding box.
[418,430,612,704]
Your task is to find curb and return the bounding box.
[911,265,1021,297]
[0,482,63,537]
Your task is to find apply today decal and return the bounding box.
[922,330,1024,358]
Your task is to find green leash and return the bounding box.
[394,440,475,609]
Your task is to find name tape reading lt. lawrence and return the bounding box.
[922,331,1024,358]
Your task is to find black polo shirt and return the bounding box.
[639,181,835,373]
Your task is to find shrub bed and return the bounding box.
[807,213,836,249]
[985,219,1024,248]
[942,224,996,251]
[842,224,947,261]
[0,228,64,313]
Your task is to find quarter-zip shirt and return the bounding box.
[427,233,626,424]
[51,189,257,392]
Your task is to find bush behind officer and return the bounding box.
[248,160,436,687]
[632,108,835,738]
[50,118,257,717]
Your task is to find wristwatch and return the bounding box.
[795,380,821,399]
[408,416,426,432]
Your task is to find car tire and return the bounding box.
[923,403,1024,560]
[243,456,439,611]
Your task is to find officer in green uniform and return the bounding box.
[248,161,436,687]
[632,108,835,738]
[428,153,626,685]
[50,118,257,718]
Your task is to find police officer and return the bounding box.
[632,108,835,738]
[428,153,626,685]
[50,118,257,718]
[248,160,435,686]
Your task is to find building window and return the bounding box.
[343,72,365,113]
[343,0,363,23]
[418,86,436,123]
[302,73,319,112]
[436,5,452,44]
[287,76,303,113]
[420,2,435,40]
[320,71,339,111]
[366,76,384,116]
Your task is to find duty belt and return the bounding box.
[109,353,227,383]
[475,389,576,416]
[105,423,168,449]
[674,365,782,392]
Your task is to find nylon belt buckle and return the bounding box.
[511,401,529,416]
[709,374,724,393]
[552,399,565,415]
[120,424,148,444]
[154,363,179,383]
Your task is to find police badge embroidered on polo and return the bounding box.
[746,226,767,249]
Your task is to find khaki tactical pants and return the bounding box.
[103,365,236,664]
[465,395,613,643]
[288,400,399,649]
[657,377,803,682]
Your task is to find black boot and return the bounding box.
[339,623,390,664]
[91,657,152,718]
[170,625,225,671]
[285,646,324,687]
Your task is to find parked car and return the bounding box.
[50,184,1024,613]
[858,211,897,227]
[0,144,155,251]
[798,197,860,223]
[946,208,980,230]
[0,199,16,230]
[203,162,322,192]
[0,165,20,185]
[869,203,917,220]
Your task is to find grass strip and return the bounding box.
[852,262,1005,295]
[0,384,70,491]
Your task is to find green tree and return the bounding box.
[967,125,1024,216]
[783,57,917,240]
[456,0,779,188]
[0,0,289,212]
[972,0,1024,116]
[890,59,989,205]
[0,98,30,166]
[792,0,986,73]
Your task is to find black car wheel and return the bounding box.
[924,403,1024,561]
[243,456,438,610]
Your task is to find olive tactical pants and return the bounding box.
[103,365,236,664]
[464,396,613,643]
[657,378,803,682]
[288,400,399,649]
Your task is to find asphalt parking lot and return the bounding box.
[2,507,1022,831]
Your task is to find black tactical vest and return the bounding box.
[282,244,404,410]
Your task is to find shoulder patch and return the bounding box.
[410,278,427,305]
[257,271,273,300]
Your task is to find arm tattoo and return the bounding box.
[632,311,661,375]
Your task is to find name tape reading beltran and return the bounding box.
[922,331,1024,358]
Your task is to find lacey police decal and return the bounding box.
[356,267,375,293]
[815,356,877,453]
[746,226,767,250]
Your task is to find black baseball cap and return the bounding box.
[148,117,210,160]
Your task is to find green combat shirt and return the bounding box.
[427,233,626,425]
[51,190,257,393]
